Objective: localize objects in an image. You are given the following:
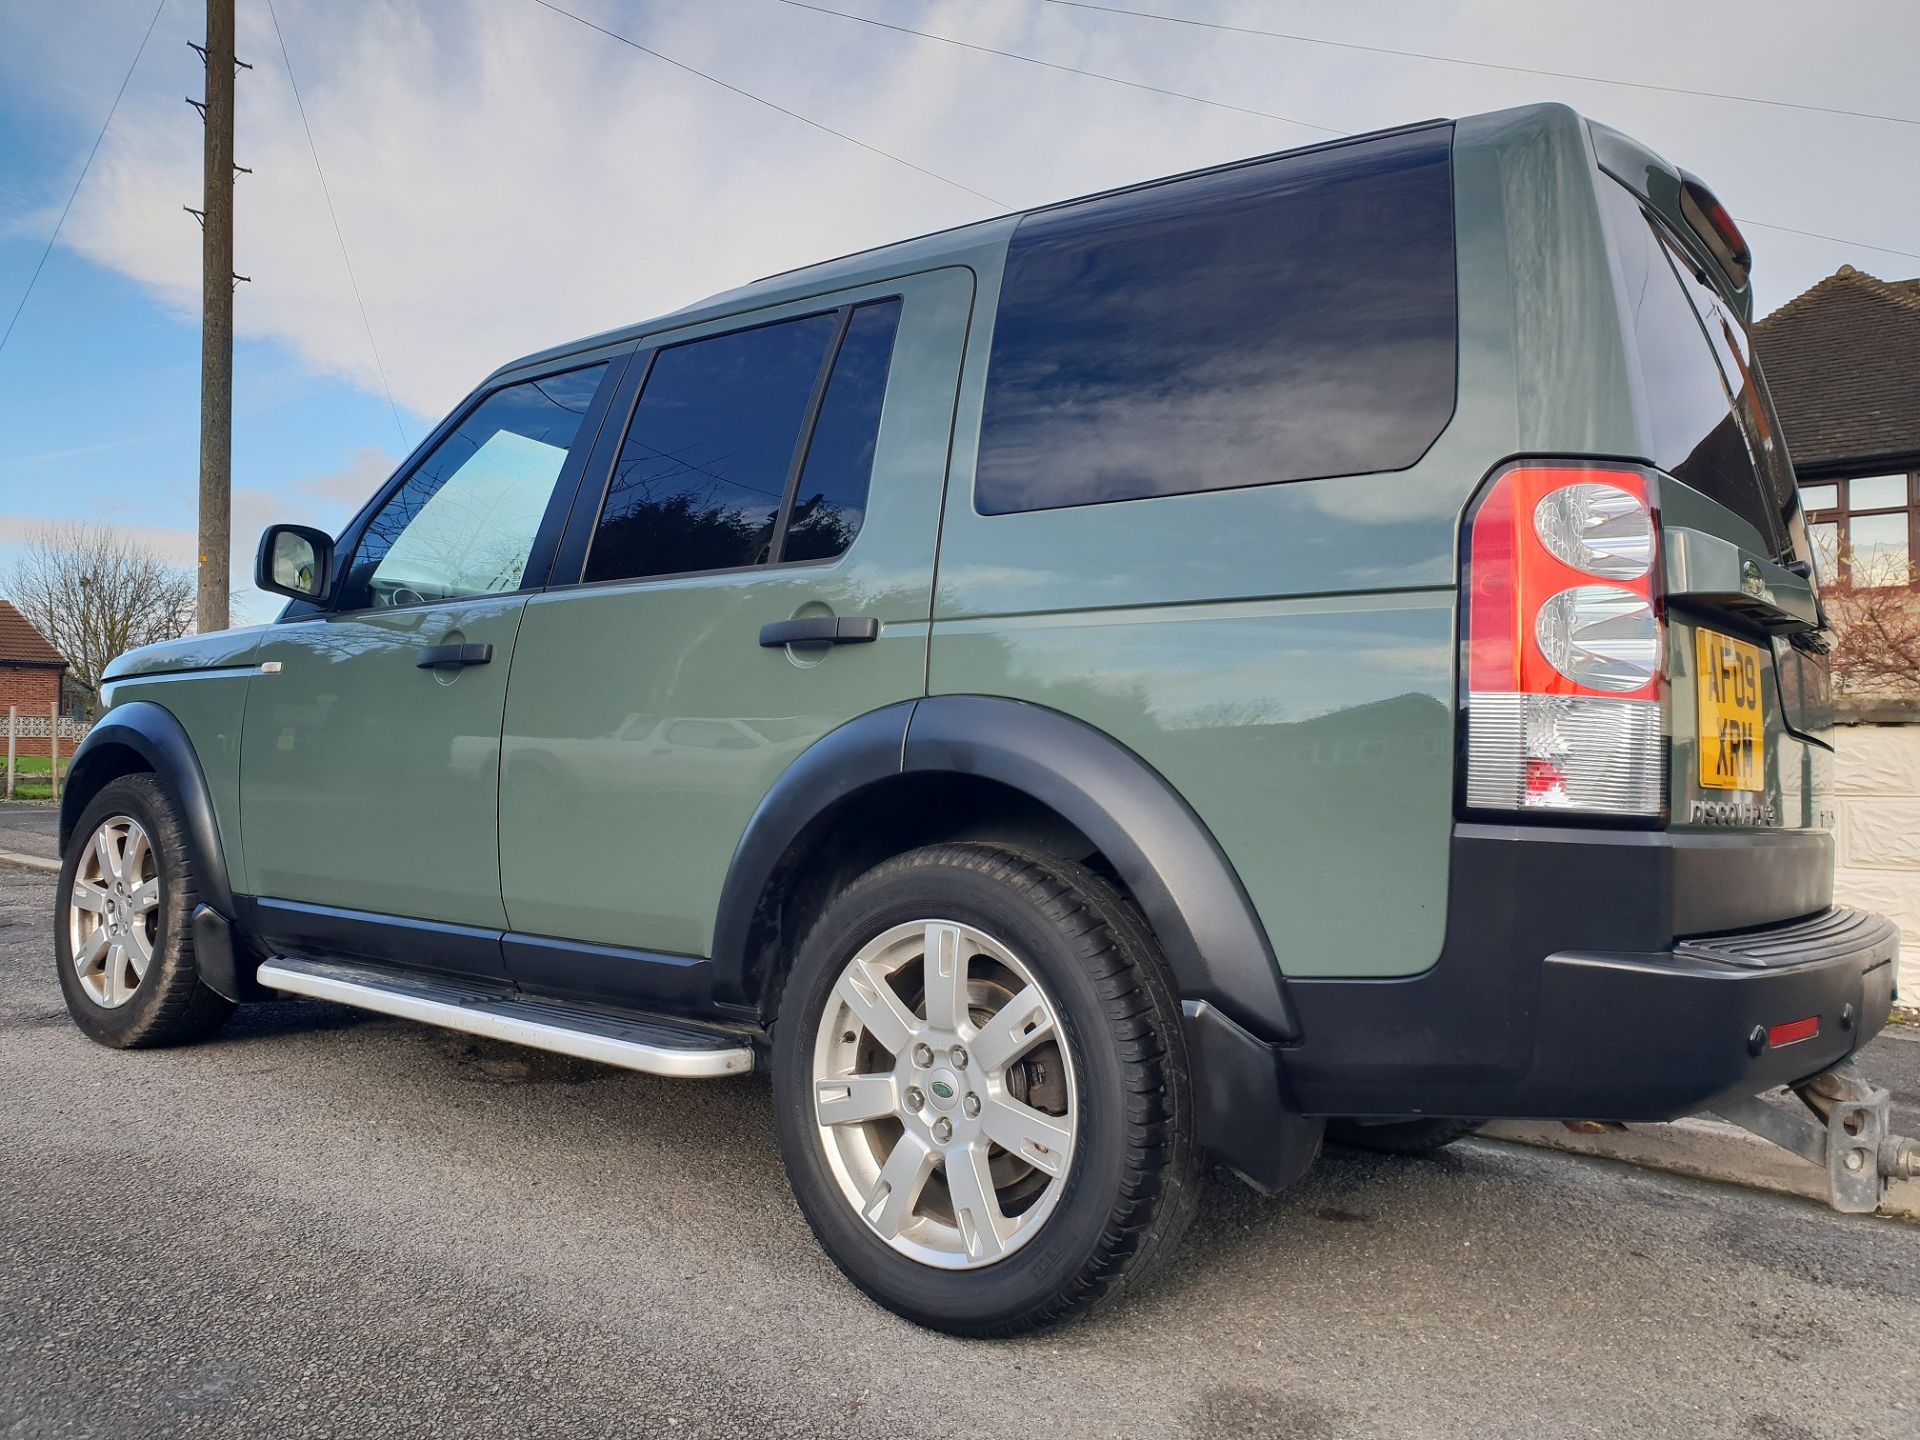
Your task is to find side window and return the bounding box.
[582,299,901,583]
[973,126,1457,514]
[782,300,901,563]
[583,314,838,583]
[341,363,609,610]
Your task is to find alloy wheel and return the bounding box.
[810,919,1077,1269]
[68,815,160,1009]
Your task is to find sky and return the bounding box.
[1,0,1917,620]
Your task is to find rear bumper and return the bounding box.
[1193,824,1896,1184]
[1283,822,1899,1119]
[1511,906,1896,1118]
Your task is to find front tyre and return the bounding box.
[772,843,1200,1336]
[55,773,234,1049]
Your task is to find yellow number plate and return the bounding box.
[1695,629,1765,792]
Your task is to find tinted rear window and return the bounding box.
[580,299,902,584]
[1599,179,1788,552]
[974,126,1457,515]
[583,313,840,582]
[782,300,901,563]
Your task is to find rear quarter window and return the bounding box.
[974,126,1457,515]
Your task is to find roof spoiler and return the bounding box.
[1677,172,1752,290]
[1587,119,1754,305]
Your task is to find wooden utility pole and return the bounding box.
[193,0,237,635]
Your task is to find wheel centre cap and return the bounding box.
[925,1068,961,1111]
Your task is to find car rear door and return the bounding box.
[240,356,628,970]
[496,268,973,1007]
[1594,176,1834,847]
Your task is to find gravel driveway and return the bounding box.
[2,865,1916,1439]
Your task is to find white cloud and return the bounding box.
[0,440,389,614]
[7,0,1918,430]
[295,445,393,515]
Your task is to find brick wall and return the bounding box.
[1832,721,1920,999]
[0,664,65,759]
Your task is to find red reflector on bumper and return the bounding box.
[1768,1016,1820,1048]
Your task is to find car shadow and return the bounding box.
[222,995,1505,1325]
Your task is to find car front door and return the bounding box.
[240,356,626,972]
[497,269,973,1005]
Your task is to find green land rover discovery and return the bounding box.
[56,104,1903,1335]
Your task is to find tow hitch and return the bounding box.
[1714,1061,1920,1213]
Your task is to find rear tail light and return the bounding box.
[1533,482,1656,578]
[1535,586,1661,692]
[1463,464,1666,818]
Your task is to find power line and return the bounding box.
[526,0,1009,208]
[0,0,167,360]
[1737,219,1920,265]
[1041,0,1920,132]
[264,0,410,448]
[785,0,1917,268]
[1044,2,1918,267]
[263,0,408,449]
[773,0,1340,136]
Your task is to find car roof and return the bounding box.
[486,115,1463,383]
[486,105,1737,381]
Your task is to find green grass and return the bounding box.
[3,754,67,803]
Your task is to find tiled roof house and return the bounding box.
[1754,265,1920,477]
[1754,267,1920,963]
[1754,266,1920,593]
[0,598,69,756]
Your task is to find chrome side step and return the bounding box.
[257,957,754,1079]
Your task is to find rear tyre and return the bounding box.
[54,773,235,1049]
[772,842,1200,1336]
[1325,1117,1484,1155]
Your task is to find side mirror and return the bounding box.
[255,523,335,605]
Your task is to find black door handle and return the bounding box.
[417,642,494,669]
[759,616,880,648]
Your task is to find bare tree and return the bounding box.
[3,522,196,704]
[1821,545,1920,699]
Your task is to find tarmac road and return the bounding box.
[0,802,57,861]
[2,864,1916,1439]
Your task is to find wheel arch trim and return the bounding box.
[61,701,237,919]
[712,695,1300,1042]
[903,696,1299,1041]
[710,701,917,1012]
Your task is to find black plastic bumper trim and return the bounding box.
[1281,822,1892,1122]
